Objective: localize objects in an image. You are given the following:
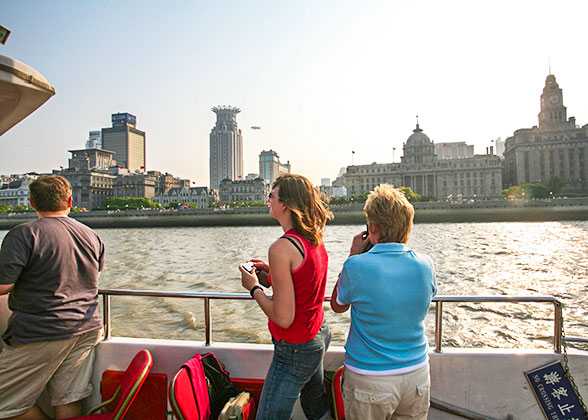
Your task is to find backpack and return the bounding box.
[172,354,212,420]
[200,353,239,419]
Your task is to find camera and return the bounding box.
[362,229,374,253]
[241,261,255,273]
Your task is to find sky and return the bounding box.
[1,0,587,187]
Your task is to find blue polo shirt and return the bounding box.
[337,242,436,373]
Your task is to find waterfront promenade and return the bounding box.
[1,198,587,230]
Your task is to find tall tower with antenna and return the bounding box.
[209,106,243,189]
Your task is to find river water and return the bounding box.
[1,221,587,349]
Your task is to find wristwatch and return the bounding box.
[250,285,263,298]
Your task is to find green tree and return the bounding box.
[547,176,567,196]
[328,196,349,205]
[420,194,438,202]
[398,186,421,202]
[529,183,550,199]
[349,191,371,203]
[98,197,160,210]
[0,204,10,213]
[12,205,35,212]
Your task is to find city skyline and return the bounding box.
[1,1,587,187]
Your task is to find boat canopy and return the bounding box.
[0,54,55,137]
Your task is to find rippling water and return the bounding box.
[2,221,587,349]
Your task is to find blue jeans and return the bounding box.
[256,321,331,420]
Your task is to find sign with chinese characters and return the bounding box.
[525,360,587,420]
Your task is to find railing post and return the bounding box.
[204,297,211,346]
[435,301,443,352]
[553,301,562,353]
[103,294,111,340]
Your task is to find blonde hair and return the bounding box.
[364,184,414,244]
[29,175,72,212]
[272,174,333,245]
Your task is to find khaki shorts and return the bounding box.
[342,363,430,420]
[0,329,102,418]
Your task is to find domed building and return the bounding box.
[335,122,503,200]
[402,123,436,165]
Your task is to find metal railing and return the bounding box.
[99,289,565,352]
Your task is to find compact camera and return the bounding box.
[241,261,256,273]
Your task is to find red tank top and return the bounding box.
[268,228,328,343]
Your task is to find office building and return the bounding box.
[259,150,291,184]
[101,112,146,172]
[434,142,474,160]
[209,106,243,189]
[86,131,102,149]
[504,74,588,193]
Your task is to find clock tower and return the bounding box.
[538,74,567,128]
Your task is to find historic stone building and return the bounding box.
[147,170,190,196]
[335,123,502,200]
[503,74,588,193]
[54,149,116,209]
[113,173,156,199]
[0,174,39,207]
[218,178,269,204]
[152,186,216,208]
[209,106,243,190]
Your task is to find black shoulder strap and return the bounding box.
[280,235,305,258]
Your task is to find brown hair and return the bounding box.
[272,174,333,245]
[29,175,72,212]
[364,184,414,244]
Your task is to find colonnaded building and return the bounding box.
[334,124,502,200]
[503,74,588,193]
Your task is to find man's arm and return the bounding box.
[0,284,14,295]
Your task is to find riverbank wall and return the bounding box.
[1,199,587,230]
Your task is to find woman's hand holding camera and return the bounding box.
[247,258,270,287]
[239,263,259,291]
[349,230,372,257]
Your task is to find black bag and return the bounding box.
[201,352,238,419]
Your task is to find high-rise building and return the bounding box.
[503,74,588,193]
[259,149,291,184]
[101,113,146,172]
[86,131,102,149]
[209,106,243,189]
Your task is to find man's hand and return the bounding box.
[0,284,14,295]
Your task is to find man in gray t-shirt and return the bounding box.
[0,175,104,420]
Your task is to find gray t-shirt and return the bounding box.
[0,216,104,345]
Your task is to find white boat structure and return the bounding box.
[4,290,586,419]
[0,53,55,136]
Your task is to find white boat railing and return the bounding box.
[98,289,568,353]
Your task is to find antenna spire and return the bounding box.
[548,57,551,75]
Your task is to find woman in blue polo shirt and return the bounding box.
[331,184,436,420]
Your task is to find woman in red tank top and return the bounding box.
[239,174,333,420]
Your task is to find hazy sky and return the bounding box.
[1,0,587,187]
